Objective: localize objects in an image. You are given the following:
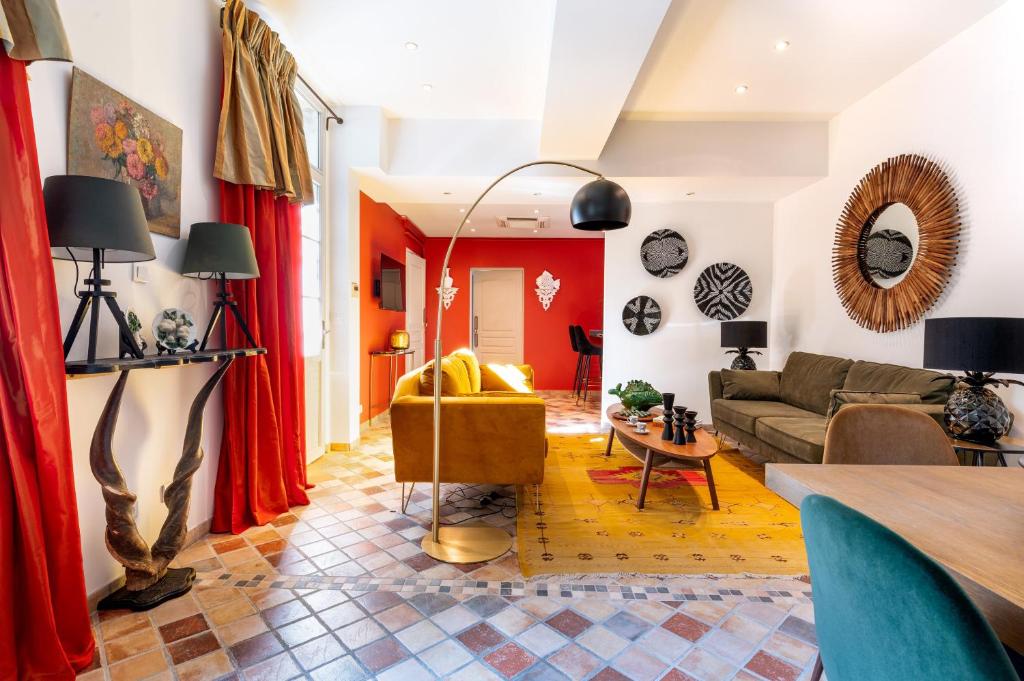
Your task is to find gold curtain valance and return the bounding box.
[214,0,313,204]
[0,0,72,62]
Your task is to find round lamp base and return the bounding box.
[421,525,512,564]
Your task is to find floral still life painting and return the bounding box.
[68,67,183,238]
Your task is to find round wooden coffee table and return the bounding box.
[604,404,723,510]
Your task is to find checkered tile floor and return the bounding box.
[78,392,821,681]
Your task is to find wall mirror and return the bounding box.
[833,154,960,333]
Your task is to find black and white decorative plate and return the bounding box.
[864,229,914,279]
[622,296,662,336]
[640,229,688,278]
[693,263,752,321]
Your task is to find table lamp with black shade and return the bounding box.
[181,222,260,351]
[923,317,1024,443]
[44,175,156,363]
[721,320,768,370]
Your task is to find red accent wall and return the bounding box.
[359,192,426,421]
[424,237,604,390]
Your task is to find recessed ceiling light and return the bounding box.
[775,40,790,52]
[470,228,476,232]
[422,83,433,92]
[458,208,465,213]
[735,84,749,95]
[533,209,539,214]
[405,41,419,51]
[465,219,471,224]
[686,191,696,197]
[532,229,538,233]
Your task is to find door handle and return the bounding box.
[473,315,479,347]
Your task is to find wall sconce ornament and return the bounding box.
[535,270,561,310]
[436,267,458,310]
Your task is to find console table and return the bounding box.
[367,348,415,425]
[68,347,266,610]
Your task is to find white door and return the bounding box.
[470,268,524,364]
[405,249,426,373]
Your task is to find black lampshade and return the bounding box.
[570,178,631,231]
[181,222,260,279]
[44,175,155,262]
[923,317,1024,374]
[721,321,768,348]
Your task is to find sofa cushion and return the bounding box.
[419,357,473,396]
[450,348,482,393]
[825,390,922,426]
[780,352,855,415]
[843,360,955,404]
[721,370,781,401]
[480,363,534,393]
[712,399,820,434]
[755,416,827,463]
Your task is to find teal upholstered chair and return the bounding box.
[801,494,1020,681]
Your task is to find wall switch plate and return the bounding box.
[352,282,359,297]
[132,263,150,283]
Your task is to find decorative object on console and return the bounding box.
[622,295,661,335]
[834,154,960,333]
[672,406,687,445]
[152,308,197,354]
[389,329,410,350]
[534,270,560,310]
[640,228,688,278]
[68,68,183,238]
[694,262,752,320]
[423,161,631,565]
[661,392,675,441]
[924,317,1024,443]
[126,309,147,353]
[436,267,458,310]
[864,229,914,279]
[721,320,767,370]
[44,174,156,363]
[608,380,662,417]
[181,222,260,350]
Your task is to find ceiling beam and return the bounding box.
[538,0,671,160]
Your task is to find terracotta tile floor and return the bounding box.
[79,391,820,681]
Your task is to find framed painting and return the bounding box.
[68,67,183,238]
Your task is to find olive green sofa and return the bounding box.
[709,352,955,464]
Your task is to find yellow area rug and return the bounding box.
[516,433,808,577]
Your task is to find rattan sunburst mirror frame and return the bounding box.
[832,154,960,333]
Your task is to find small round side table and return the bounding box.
[949,434,1024,467]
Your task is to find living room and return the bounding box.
[2,1,1022,680]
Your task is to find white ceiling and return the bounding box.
[623,0,1007,119]
[258,0,556,120]
[262,0,1008,235]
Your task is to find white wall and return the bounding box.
[29,0,223,592]
[602,202,774,421]
[770,0,1024,437]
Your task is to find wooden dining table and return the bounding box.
[766,464,1024,652]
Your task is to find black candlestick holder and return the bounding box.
[684,410,698,443]
[672,406,687,445]
[661,392,675,441]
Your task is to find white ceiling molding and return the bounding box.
[538,0,671,160]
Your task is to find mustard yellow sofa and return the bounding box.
[389,349,546,486]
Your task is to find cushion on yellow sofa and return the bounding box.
[480,363,534,393]
[450,348,482,393]
[418,357,472,396]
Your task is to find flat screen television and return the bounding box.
[378,253,405,311]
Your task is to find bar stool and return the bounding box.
[573,325,602,404]
[568,324,584,397]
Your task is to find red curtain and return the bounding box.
[212,182,309,533]
[0,51,95,677]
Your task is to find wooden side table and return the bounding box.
[67,347,266,610]
[949,434,1024,467]
[367,348,415,425]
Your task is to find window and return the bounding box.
[298,92,325,358]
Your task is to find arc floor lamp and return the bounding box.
[423,161,632,563]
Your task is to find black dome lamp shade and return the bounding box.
[181,222,260,351]
[43,175,156,363]
[570,178,631,231]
